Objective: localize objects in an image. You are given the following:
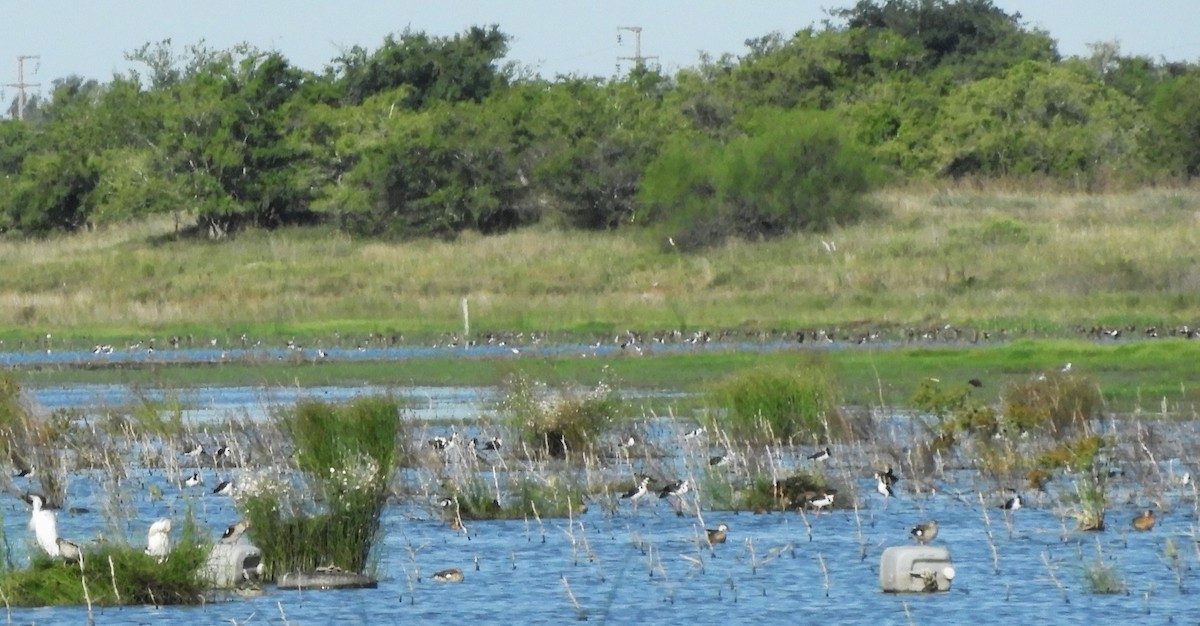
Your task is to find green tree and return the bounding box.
[642,108,882,248]
[332,26,511,108]
[927,60,1145,182]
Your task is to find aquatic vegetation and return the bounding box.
[1003,370,1102,437]
[239,397,402,580]
[502,374,627,460]
[708,362,848,444]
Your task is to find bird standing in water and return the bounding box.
[706,523,729,544]
[25,493,60,557]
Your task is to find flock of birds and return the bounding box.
[11,441,250,573]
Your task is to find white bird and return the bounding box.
[808,492,835,513]
[146,518,172,562]
[184,443,205,457]
[25,493,60,557]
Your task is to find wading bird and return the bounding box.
[807,447,832,462]
[706,523,729,544]
[212,479,234,496]
[56,537,83,566]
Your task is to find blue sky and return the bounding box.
[3,0,1199,98]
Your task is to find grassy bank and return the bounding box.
[0,188,1198,347]
[10,338,1200,415]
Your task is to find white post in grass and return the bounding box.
[461,298,470,349]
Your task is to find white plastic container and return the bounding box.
[880,545,956,592]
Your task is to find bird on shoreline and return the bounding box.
[24,493,60,557]
[1132,509,1156,531]
[184,443,205,457]
[146,518,172,562]
[911,520,938,544]
[56,537,83,566]
[659,479,690,499]
[807,447,832,462]
[706,523,729,544]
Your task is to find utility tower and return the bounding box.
[5,55,41,120]
[616,26,657,73]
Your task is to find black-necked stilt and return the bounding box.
[212,479,233,496]
[808,492,835,512]
[659,479,690,499]
[184,472,203,487]
[706,523,729,544]
[146,518,172,561]
[911,520,938,543]
[616,435,637,450]
[482,437,502,451]
[184,443,205,457]
[214,445,232,459]
[13,465,33,479]
[710,453,733,467]
[882,465,899,485]
[876,473,895,498]
[220,519,251,544]
[621,476,650,501]
[683,426,706,440]
[1132,509,1155,531]
[807,447,832,462]
[56,537,83,565]
[1001,492,1023,511]
[24,493,60,557]
[432,567,464,583]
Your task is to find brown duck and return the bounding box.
[1132,509,1155,531]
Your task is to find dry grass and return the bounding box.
[0,188,1198,339]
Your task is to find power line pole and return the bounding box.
[616,26,657,74]
[5,55,41,120]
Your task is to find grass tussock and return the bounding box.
[1003,371,1103,437]
[502,375,627,460]
[0,523,209,607]
[239,397,402,580]
[709,363,847,445]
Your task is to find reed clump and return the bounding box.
[239,397,402,580]
[708,363,847,444]
[1003,371,1102,437]
[443,474,587,520]
[502,375,626,460]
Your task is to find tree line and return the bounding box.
[2,0,1198,247]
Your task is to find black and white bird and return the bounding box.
[1000,492,1023,511]
[875,472,895,498]
[146,518,172,562]
[621,476,650,502]
[184,471,204,487]
[808,492,835,513]
[214,445,232,459]
[11,449,34,478]
[481,437,502,451]
[683,426,706,440]
[911,520,939,544]
[184,443,205,457]
[212,479,234,496]
[709,453,734,467]
[659,479,691,499]
[807,447,832,462]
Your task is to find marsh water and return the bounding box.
[3,380,1199,625]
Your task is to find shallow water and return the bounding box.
[2,385,1198,625]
